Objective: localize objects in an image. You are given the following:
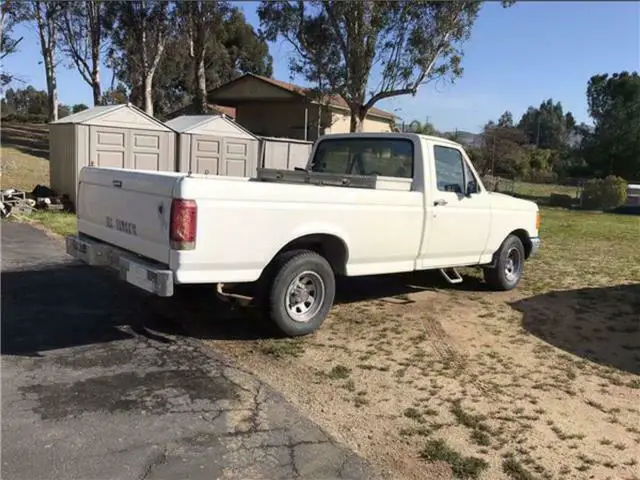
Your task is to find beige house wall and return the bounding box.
[325,111,394,135]
[233,102,394,141]
[236,103,327,141]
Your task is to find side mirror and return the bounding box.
[466,181,478,196]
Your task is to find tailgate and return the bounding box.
[77,167,181,264]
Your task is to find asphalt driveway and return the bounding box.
[1,222,377,480]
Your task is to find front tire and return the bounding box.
[264,250,336,336]
[483,235,525,291]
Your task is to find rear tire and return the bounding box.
[483,235,525,291]
[262,250,335,336]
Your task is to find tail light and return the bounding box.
[536,211,541,230]
[170,199,197,250]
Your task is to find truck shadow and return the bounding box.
[145,271,489,341]
[1,262,490,355]
[511,283,640,375]
[2,264,141,356]
[335,270,489,303]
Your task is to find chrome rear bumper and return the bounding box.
[66,234,174,297]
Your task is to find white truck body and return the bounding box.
[68,133,540,334]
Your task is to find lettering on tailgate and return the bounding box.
[106,216,137,236]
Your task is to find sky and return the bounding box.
[3,1,639,133]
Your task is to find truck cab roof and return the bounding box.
[317,132,466,150]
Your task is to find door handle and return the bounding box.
[434,199,448,206]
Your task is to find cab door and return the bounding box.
[420,144,492,268]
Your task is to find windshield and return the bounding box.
[310,138,414,178]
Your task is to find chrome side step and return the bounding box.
[439,268,463,284]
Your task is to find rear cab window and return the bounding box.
[310,138,414,179]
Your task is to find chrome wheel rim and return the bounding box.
[504,247,522,282]
[285,271,325,323]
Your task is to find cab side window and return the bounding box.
[463,159,480,194]
[434,145,465,193]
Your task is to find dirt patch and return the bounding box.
[192,210,640,480]
[206,283,639,479]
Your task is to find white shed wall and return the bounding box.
[261,137,312,170]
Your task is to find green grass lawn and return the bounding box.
[25,211,76,237]
[2,142,76,237]
[526,207,640,293]
[1,146,50,191]
[511,180,579,199]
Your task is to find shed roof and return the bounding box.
[165,115,214,132]
[208,73,397,122]
[51,103,171,131]
[165,114,257,138]
[51,105,121,124]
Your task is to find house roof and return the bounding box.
[165,102,236,120]
[51,103,170,130]
[211,104,237,118]
[209,73,396,122]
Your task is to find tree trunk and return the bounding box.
[34,0,58,122]
[92,68,101,106]
[90,0,101,105]
[144,74,153,116]
[45,49,57,121]
[194,48,207,114]
[349,107,365,133]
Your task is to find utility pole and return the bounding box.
[491,134,496,177]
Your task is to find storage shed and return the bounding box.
[166,114,259,177]
[49,104,175,205]
[260,136,312,170]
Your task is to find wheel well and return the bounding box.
[509,229,532,259]
[273,234,348,275]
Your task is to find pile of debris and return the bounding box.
[0,185,71,219]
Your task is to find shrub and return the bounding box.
[549,193,574,208]
[0,113,48,124]
[581,176,628,210]
[527,170,559,184]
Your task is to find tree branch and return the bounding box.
[363,33,450,112]
[322,1,348,62]
[60,10,93,85]
[0,36,22,59]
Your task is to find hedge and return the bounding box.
[580,176,628,210]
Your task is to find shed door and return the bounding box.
[90,126,127,168]
[130,129,163,171]
[221,138,252,177]
[191,135,221,175]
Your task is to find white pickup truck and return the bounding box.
[67,133,540,336]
